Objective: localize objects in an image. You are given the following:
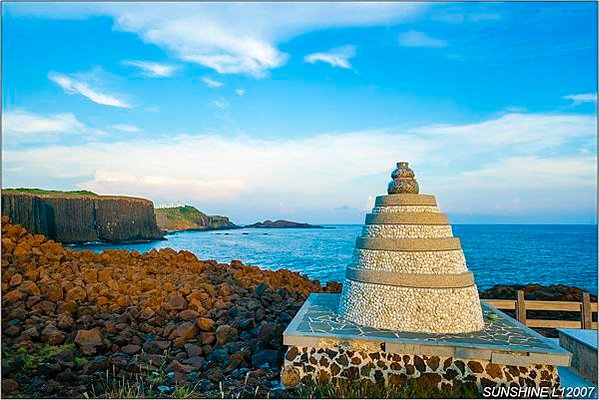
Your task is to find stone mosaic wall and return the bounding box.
[281,346,560,392]
[339,192,485,333]
[339,280,484,333]
[362,224,453,239]
[352,248,467,274]
[372,205,440,213]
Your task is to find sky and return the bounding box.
[2,2,597,224]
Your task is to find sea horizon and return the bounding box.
[73,224,598,295]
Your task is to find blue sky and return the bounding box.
[2,2,597,224]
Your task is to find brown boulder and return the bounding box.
[46,285,64,302]
[197,317,215,331]
[166,359,194,374]
[121,344,141,354]
[82,269,97,284]
[184,343,203,357]
[1,378,19,394]
[165,294,188,310]
[215,325,238,346]
[3,289,24,304]
[75,328,103,354]
[178,309,199,320]
[41,325,66,345]
[171,322,197,342]
[200,332,215,345]
[9,274,23,287]
[18,280,41,296]
[65,286,86,302]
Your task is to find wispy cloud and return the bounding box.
[3,110,85,135]
[202,76,224,88]
[235,89,245,97]
[398,30,447,48]
[563,93,597,105]
[304,45,356,69]
[48,71,131,108]
[13,3,426,77]
[111,124,140,133]
[211,99,228,109]
[432,13,500,24]
[123,60,177,77]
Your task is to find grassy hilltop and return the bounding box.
[2,188,98,197]
[155,205,237,232]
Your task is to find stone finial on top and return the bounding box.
[387,162,419,194]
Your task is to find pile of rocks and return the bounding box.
[1,216,341,397]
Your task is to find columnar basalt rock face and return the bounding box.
[282,346,560,391]
[338,162,485,333]
[1,192,164,243]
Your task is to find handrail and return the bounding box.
[483,290,597,330]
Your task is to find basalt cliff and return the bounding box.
[1,189,164,244]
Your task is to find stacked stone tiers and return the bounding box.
[338,193,485,334]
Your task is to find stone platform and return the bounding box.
[281,294,571,391]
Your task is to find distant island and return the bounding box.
[246,219,325,229]
[155,205,237,233]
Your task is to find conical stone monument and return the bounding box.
[281,162,570,391]
[338,162,485,333]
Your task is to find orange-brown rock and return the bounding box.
[18,280,41,296]
[0,218,340,398]
[65,286,86,302]
[197,317,216,331]
[9,274,23,287]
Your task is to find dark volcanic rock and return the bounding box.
[245,219,324,229]
[1,191,163,244]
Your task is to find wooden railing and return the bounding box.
[483,291,598,330]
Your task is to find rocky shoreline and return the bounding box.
[1,216,340,398]
[0,216,593,398]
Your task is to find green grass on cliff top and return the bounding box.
[2,188,98,197]
[155,205,208,219]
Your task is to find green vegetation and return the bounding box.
[155,205,236,232]
[296,379,480,399]
[158,205,209,220]
[3,188,97,197]
[3,343,78,372]
[87,364,203,399]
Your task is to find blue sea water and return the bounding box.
[72,225,598,294]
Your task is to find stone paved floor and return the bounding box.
[288,293,563,354]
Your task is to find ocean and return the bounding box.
[72,224,598,294]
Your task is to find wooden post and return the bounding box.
[516,290,527,324]
[581,292,592,329]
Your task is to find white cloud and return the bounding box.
[111,124,140,133]
[3,110,85,135]
[457,156,596,189]
[211,99,228,109]
[48,71,131,108]
[304,45,356,69]
[4,112,596,219]
[123,60,177,77]
[398,30,447,48]
[235,89,245,97]
[563,93,597,106]
[12,3,426,77]
[411,113,594,151]
[202,76,224,88]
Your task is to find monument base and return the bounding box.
[281,294,571,393]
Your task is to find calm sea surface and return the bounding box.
[72,225,598,294]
